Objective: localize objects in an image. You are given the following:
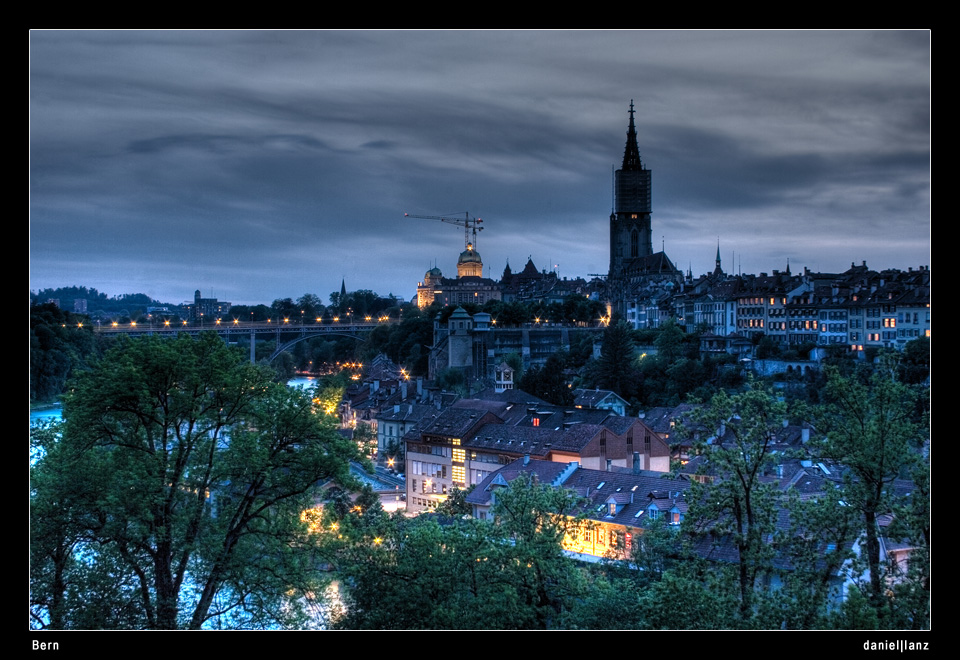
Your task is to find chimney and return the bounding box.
[402,380,408,400]
[373,379,380,392]
[633,451,641,474]
[417,377,423,397]
[523,454,530,466]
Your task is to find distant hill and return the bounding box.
[29,286,174,318]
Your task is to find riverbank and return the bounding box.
[30,400,62,412]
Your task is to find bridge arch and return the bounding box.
[267,331,367,362]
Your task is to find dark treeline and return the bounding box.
[31,286,164,319]
[30,302,102,403]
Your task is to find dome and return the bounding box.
[458,246,482,264]
[457,242,484,278]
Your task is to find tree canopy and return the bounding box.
[30,333,359,629]
[30,302,100,402]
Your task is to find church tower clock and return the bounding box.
[609,100,653,277]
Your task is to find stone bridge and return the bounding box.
[95,320,387,362]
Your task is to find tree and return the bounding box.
[489,473,591,628]
[679,385,785,623]
[771,485,861,629]
[435,485,474,517]
[898,337,930,385]
[884,458,930,629]
[595,321,640,398]
[519,351,573,405]
[653,317,686,364]
[30,302,100,402]
[270,297,299,320]
[312,371,348,416]
[816,368,925,625]
[296,293,325,320]
[435,367,467,394]
[327,473,590,629]
[30,333,358,629]
[328,513,500,629]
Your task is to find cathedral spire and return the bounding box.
[621,100,643,171]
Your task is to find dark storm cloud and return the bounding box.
[30,30,930,305]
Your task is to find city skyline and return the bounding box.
[30,30,930,306]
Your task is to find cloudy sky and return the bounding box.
[29,30,930,307]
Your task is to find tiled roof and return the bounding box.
[419,407,501,439]
[572,388,625,409]
[465,458,574,506]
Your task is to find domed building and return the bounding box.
[416,242,501,308]
[416,266,445,307]
[457,242,484,278]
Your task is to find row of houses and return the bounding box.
[401,387,671,514]
[623,260,930,354]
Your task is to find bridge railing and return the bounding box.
[94,319,395,334]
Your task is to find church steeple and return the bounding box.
[621,100,643,171]
[610,101,653,276]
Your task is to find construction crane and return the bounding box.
[403,211,484,250]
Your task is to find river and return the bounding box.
[31,377,318,427]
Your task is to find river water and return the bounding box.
[31,377,318,427]
[30,405,62,426]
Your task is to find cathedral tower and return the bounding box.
[609,100,653,277]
